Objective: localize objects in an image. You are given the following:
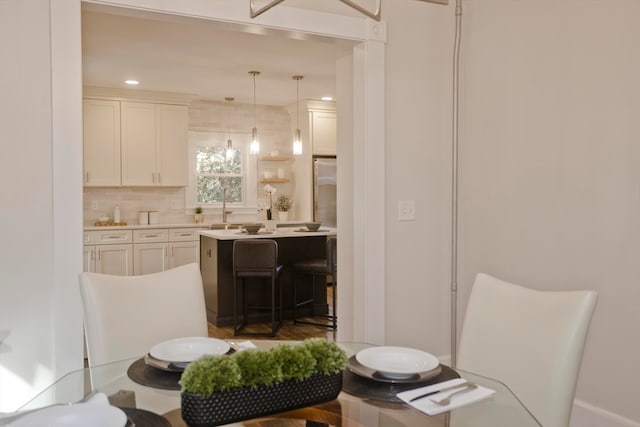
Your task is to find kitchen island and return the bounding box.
[199,227,337,326]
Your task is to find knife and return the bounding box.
[408,381,470,402]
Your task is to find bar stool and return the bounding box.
[233,239,283,337]
[292,236,337,329]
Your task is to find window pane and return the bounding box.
[197,176,243,204]
[196,147,241,174]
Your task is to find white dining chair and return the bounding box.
[456,273,597,427]
[79,262,208,367]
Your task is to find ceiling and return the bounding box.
[81,3,358,106]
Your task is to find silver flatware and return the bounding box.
[408,381,472,402]
[430,383,478,405]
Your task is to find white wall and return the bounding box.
[456,0,640,423]
[382,0,640,424]
[0,0,83,411]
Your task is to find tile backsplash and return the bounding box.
[84,187,192,225]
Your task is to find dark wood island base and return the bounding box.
[199,230,335,327]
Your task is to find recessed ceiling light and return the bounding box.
[125,80,139,85]
[321,96,333,101]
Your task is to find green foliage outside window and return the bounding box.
[196,146,244,204]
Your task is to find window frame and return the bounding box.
[186,130,257,213]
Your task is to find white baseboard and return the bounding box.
[570,400,640,427]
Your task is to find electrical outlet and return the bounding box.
[398,200,416,221]
[171,200,181,209]
[91,200,98,210]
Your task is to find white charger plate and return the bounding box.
[150,337,230,363]
[11,394,126,427]
[355,346,439,379]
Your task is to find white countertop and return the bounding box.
[84,223,207,231]
[199,227,337,240]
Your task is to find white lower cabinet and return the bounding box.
[168,228,202,268]
[84,227,203,276]
[83,230,133,275]
[133,242,168,275]
[169,241,199,268]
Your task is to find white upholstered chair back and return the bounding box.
[457,273,597,427]
[79,263,208,367]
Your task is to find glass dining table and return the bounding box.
[17,342,541,427]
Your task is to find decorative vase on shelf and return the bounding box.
[278,210,289,221]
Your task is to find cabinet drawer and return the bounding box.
[90,229,132,244]
[134,228,169,243]
[169,228,204,242]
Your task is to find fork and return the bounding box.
[431,383,478,405]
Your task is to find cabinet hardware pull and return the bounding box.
[158,173,161,184]
[179,233,191,237]
[86,172,90,183]
[144,234,159,238]
[107,235,120,239]
[207,249,211,257]
[152,173,155,183]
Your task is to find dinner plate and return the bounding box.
[355,346,439,379]
[11,395,127,427]
[150,337,230,363]
[346,355,442,384]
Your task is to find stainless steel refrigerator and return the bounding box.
[313,156,337,227]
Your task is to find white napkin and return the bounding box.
[6,393,126,427]
[397,378,495,416]
[229,340,257,352]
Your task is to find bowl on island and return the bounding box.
[243,223,262,234]
[305,222,321,231]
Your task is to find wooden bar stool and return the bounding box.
[233,239,283,337]
[292,236,337,329]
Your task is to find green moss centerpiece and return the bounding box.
[180,339,347,427]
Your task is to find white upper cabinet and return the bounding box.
[121,101,188,187]
[156,104,189,186]
[83,99,121,186]
[311,110,336,156]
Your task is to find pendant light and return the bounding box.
[225,97,234,160]
[292,75,303,156]
[248,71,260,155]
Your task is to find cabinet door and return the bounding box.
[134,242,168,275]
[83,99,121,186]
[169,241,199,269]
[311,111,336,156]
[122,102,156,186]
[83,245,96,272]
[156,104,188,186]
[96,244,133,276]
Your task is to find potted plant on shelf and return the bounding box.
[274,194,293,221]
[180,338,347,427]
[194,207,203,224]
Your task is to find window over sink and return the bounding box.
[186,131,257,211]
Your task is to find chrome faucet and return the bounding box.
[222,187,228,223]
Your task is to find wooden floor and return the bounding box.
[207,286,336,341]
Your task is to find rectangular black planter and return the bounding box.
[181,372,342,427]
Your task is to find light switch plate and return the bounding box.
[398,200,416,221]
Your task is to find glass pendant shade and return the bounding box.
[249,71,260,155]
[225,97,234,160]
[292,128,302,155]
[292,75,304,155]
[250,127,260,155]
